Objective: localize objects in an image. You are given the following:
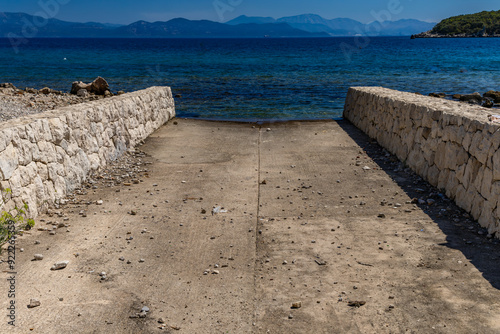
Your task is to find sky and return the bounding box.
[1,0,499,25]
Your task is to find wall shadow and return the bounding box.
[337,119,500,290]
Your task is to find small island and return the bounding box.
[412,10,500,38]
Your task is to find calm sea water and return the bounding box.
[0,37,499,120]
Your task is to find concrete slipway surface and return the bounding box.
[2,119,500,334]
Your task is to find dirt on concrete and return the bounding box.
[1,119,500,333]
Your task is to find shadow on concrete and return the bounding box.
[338,119,500,290]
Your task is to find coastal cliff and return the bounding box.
[412,10,500,38]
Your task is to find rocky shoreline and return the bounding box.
[426,90,500,109]
[0,77,125,122]
[411,30,500,38]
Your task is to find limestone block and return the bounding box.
[421,140,436,166]
[53,175,66,200]
[19,184,37,216]
[55,146,66,164]
[469,131,492,165]
[433,142,447,170]
[11,126,26,145]
[462,157,481,190]
[65,108,87,129]
[478,200,496,229]
[437,168,451,191]
[63,163,83,193]
[0,128,14,148]
[470,191,484,221]
[0,144,19,180]
[492,149,500,181]
[26,120,43,142]
[16,139,32,166]
[395,142,409,162]
[462,131,474,151]
[47,163,65,182]
[407,104,420,120]
[19,162,37,187]
[430,121,442,139]
[43,180,56,203]
[0,132,9,152]
[392,118,401,132]
[406,147,422,170]
[445,172,459,200]
[8,170,22,197]
[455,184,473,212]
[88,153,101,170]
[444,142,469,171]
[48,118,69,144]
[442,113,460,126]
[36,162,48,181]
[74,150,91,176]
[80,133,99,154]
[447,126,466,145]
[421,109,433,128]
[426,165,440,187]
[480,167,493,200]
[33,176,45,204]
[37,141,57,164]
[0,181,11,205]
[470,165,485,194]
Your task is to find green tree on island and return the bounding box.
[431,10,500,36]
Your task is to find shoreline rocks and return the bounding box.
[70,76,111,96]
[427,90,500,109]
[411,30,500,39]
[0,78,117,122]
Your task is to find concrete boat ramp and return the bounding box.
[2,119,500,333]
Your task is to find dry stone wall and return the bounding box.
[0,86,175,217]
[344,87,500,236]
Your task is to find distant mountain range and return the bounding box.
[0,12,435,38]
[227,14,435,36]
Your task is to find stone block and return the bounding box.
[462,157,481,190]
[492,149,500,181]
[37,141,57,164]
[0,144,19,180]
[469,131,492,165]
[426,165,440,187]
[480,167,493,200]
[437,168,451,191]
[470,191,484,221]
[455,184,473,213]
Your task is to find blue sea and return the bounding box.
[0,37,499,120]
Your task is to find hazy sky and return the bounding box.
[2,0,499,24]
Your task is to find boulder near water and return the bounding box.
[70,77,110,95]
[90,76,109,95]
[70,81,91,95]
[484,91,500,103]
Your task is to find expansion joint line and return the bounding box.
[252,125,262,330]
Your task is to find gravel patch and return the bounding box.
[0,82,120,122]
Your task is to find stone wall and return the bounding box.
[0,86,175,217]
[344,87,500,236]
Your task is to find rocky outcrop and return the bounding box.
[411,30,500,38]
[90,77,109,95]
[0,87,175,217]
[484,91,500,103]
[70,81,91,95]
[70,77,110,96]
[344,87,500,237]
[428,91,498,109]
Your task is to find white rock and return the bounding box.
[51,260,69,270]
